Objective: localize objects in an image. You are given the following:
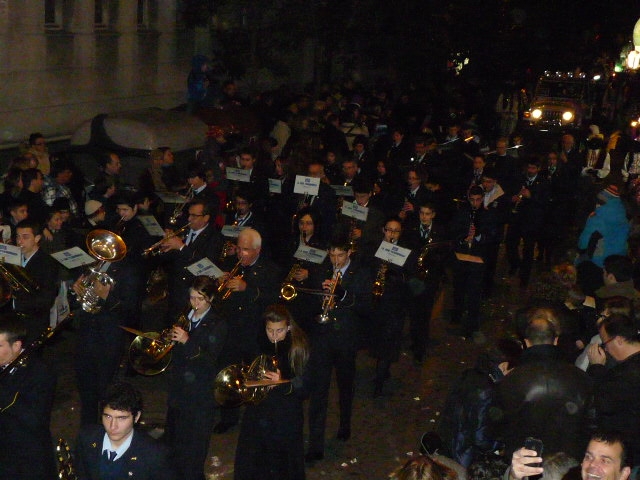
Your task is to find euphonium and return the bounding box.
[169,185,194,225]
[142,223,191,257]
[372,261,388,300]
[128,307,190,376]
[216,259,243,301]
[214,354,280,407]
[316,270,342,324]
[77,229,127,314]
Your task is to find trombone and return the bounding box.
[142,223,191,257]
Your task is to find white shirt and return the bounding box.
[102,430,134,461]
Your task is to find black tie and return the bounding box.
[187,232,195,245]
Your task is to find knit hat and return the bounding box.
[596,185,621,204]
[84,200,103,216]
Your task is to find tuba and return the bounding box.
[214,354,281,407]
[76,229,127,313]
[128,307,190,376]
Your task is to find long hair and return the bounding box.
[389,455,458,480]
[263,304,309,376]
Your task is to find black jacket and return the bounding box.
[495,344,593,459]
[75,425,175,480]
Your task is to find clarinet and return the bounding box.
[466,209,477,250]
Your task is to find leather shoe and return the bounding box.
[336,426,351,441]
[213,421,237,434]
[304,451,324,464]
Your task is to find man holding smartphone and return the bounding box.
[508,431,631,480]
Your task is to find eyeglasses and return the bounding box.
[600,336,616,350]
[188,213,206,217]
[384,228,401,234]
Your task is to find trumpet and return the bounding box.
[219,220,239,262]
[316,270,342,324]
[168,186,194,225]
[142,223,191,257]
[127,307,190,375]
[216,259,243,301]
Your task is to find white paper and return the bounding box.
[226,167,251,182]
[0,243,22,266]
[137,215,165,237]
[330,184,354,196]
[341,202,369,221]
[374,241,410,267]
[293,175,320,196]
[155,192,185,204]
[268,178,282,194]
[51,247,96,269]
[185,257,224,278]
[294,245,328,264]
[221,224,244,238]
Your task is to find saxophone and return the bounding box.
[372,261,388,300]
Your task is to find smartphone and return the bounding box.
[523,437,544,467]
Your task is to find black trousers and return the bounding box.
[505,223,536,285]
[75,319,124,425]
[452,259,485,335]
[307,328,356,454]
[408,283,438,359]
[165,401,215,480]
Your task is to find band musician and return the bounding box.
[0,313,57,480]
[214,228,281,434]
[75,381,174,480]
[160,199,223,321]
[305,235,372,463]
[404,203,450,364]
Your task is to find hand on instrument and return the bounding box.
[172,326,189,344]
[160,235,184,252]
[72,275,87,297]
[264,369,281,382]
[226,277,247,292]
[293,268,309,282]
[322,279,335,291]
[509,448,543,479]
[521,187,531,199]
[351,227,362,240]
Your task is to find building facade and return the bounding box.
[0,0,194,145]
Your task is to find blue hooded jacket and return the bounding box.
[578,194,629,267]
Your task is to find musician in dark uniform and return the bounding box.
[505,156,550,288]
[450,186,497,338]
[185,162,220,222]
[305,235,372,463]
[160,199,224,321]
[13,219,59,345]
[215,227,281,433]
[234,304,310,480]
[281,207,327,334]
[73,256,140,425]
[404,203,449,363]
[0,313,57,480]
[165,276,227,480]
[75,381,174,480]
[369,217,410,396]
